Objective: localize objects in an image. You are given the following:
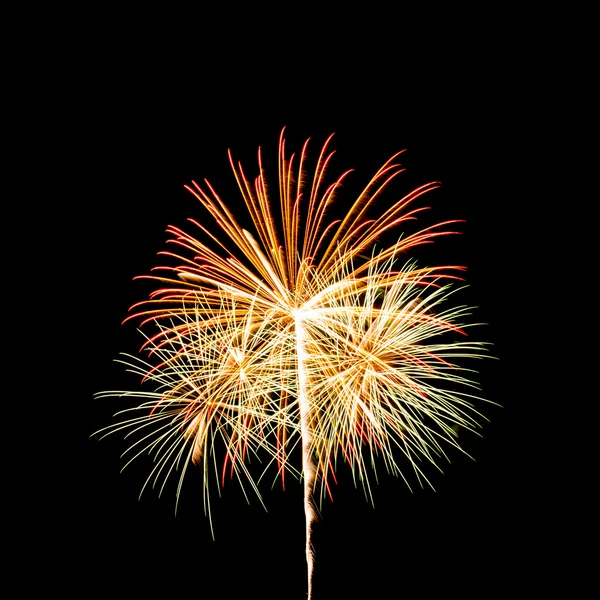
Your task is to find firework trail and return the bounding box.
[95,129,492,599]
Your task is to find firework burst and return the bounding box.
[94,129,492,599]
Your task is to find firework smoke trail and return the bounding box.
[94,128,493,599]
[295,314,317,598]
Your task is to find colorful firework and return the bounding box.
[94,129,492,599]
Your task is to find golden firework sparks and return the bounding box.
[94,129,493,599]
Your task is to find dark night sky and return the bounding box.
[51,49,561,599]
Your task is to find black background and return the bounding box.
[43,37,564,599]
